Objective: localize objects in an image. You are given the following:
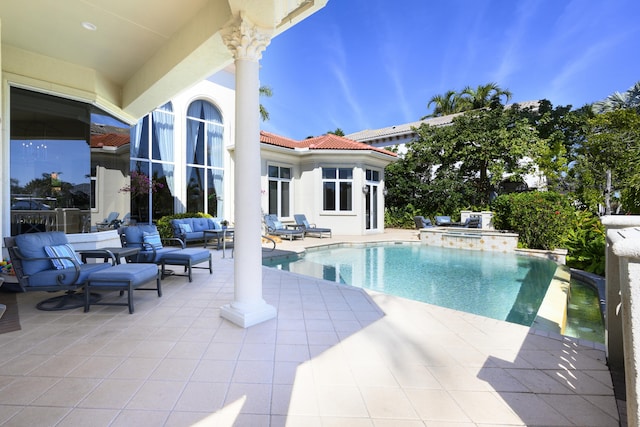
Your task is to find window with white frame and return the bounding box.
[322,167,353,211]
[268,165,291,217]
[186,100,224,217]
[130,102,176,223]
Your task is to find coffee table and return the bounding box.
[203,228,234,250]
[79,247,140,265]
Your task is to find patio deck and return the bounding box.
[0,229,620,426]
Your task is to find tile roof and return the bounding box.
[90,124,130,148]
[91,132,130,148]
[260,131,397,157]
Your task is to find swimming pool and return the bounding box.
[263,243,558,327]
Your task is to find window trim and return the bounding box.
[322,167,354,213]
[267,164,292,219]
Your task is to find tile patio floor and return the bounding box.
[0,229,620,426]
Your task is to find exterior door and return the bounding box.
[365,183,378,230]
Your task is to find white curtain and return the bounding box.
[152,103,175,195]
[130,120,143,159]
[187,101,224,215]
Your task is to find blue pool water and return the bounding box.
[263,244,558,326]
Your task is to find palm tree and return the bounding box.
[424,90,461,118]
[593,81,640,113]
[459,82,512,110]
[259,85,273,121]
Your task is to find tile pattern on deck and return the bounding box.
[0,231,618,426]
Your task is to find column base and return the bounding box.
[220,301,277,328]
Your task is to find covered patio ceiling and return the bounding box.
[0,0,327,122]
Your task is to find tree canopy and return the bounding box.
[422,82,512,118]
[387,102,547,214]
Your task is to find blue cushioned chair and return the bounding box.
[264,214,304,241]
[119,225,212,282]
[4,232,114,310]
[293,214,332,238]
[414,216,434,229]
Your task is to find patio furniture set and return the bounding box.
[4,213,329,314]
[4,223,213,314]
[414,215,482,229]
[264,214,332,240]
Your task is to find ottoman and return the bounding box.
[85,263,161,314]
[160,248,212,282]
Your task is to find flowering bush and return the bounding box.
[120,171,164,198]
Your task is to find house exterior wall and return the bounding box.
[260,146,392,236]
[2,70,391,243]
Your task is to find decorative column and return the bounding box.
[220,14,276,327]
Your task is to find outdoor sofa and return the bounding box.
[170,217,227,245]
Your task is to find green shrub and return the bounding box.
[563,210,605,276]
[492,191,573,250]
[156,212,212,239]
[384,204,421,229]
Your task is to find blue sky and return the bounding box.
[259,0,640,140]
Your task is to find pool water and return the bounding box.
[564,279,605,344]
[264,244,557,327]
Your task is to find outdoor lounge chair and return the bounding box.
[4,232,115,310]
[119,224,212,282]
[96,212,120,231]
[414,216,434,229]
[294,214,332,238]
[264,214,304,241]
[434,215,452,226]
[462,216,482,228]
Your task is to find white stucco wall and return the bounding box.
[260,147,392,236]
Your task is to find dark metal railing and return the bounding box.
[10,209,92,235]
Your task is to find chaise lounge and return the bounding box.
[294,214,332,238]
[414,216,434,229]
[264,214,304,241]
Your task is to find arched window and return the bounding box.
[186,100,224,217]
[129,102,175,223]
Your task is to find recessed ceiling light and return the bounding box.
[82,22,97,31]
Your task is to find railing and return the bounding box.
[10,209,92,235]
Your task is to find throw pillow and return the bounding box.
[179,223,193,233]
[273,220,283,230]
[143,231,163,250]
[44,244,83,270]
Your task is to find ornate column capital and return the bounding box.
[222,13,272,62]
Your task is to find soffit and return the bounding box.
[0,0,328,120]
[1,0,211,84]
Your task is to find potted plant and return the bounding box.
[220,220,229,230]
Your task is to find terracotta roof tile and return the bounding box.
[260,131,396,157]
[91,132,130,148]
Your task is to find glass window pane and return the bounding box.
[281,181,290,217]
[340,182,352,210]
[339,168,352,179]
[323,168,336,179]
[268,165,278,178]
[186,166,205,213]
[268,180,278,215]
[151,108,174,161]
[206,169,218,217]
[280,167,291,179]
[152,162,173,218]
[323,182,335,210]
